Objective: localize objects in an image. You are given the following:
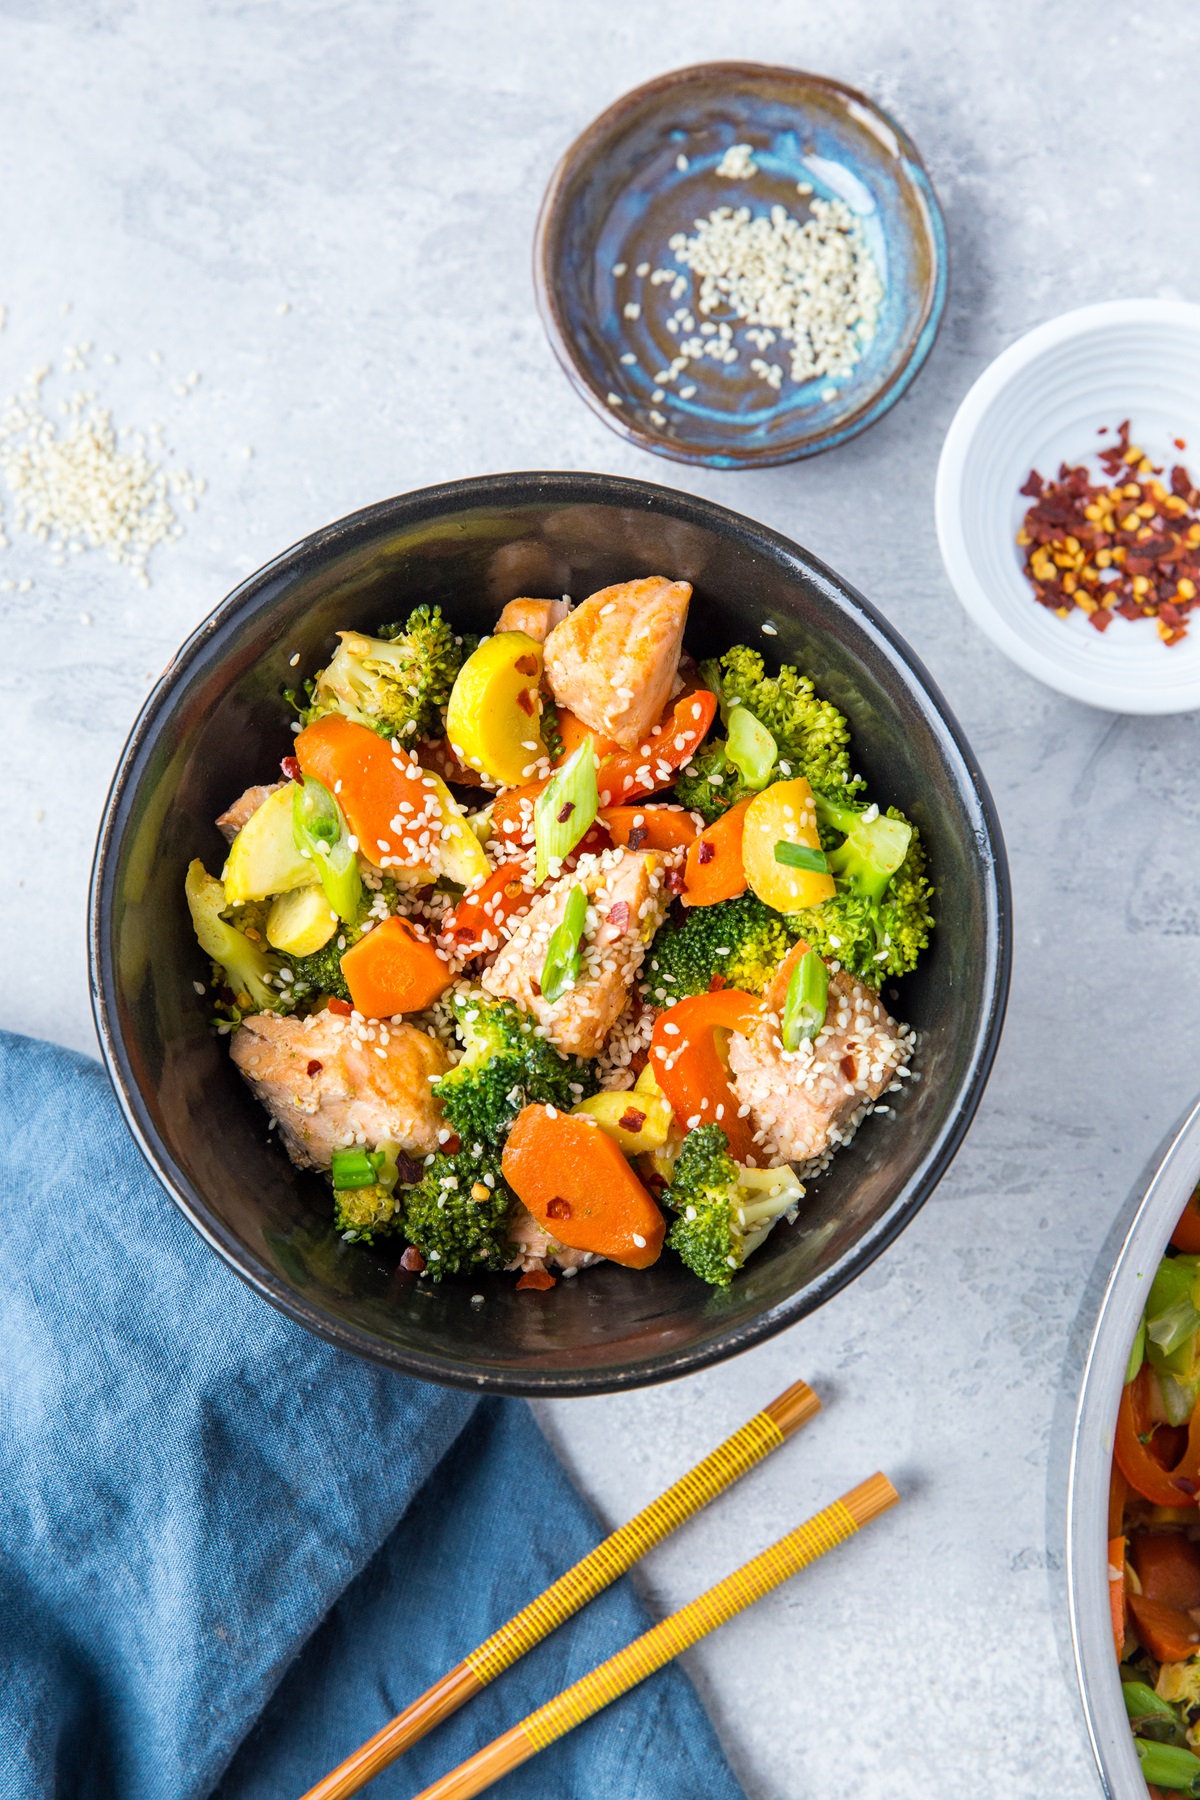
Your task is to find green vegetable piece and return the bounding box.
[1123,1681,1178,1726]
[774,841,830,873]
[647,893,800,1003]
[787,797,933,988]
[781,948,829,1050]
[725,705,776,790]
[291,604,469,741]
[534,739,597,883]
[541,885,588,1003]
[401,1148,515,1279]
[1134,1737,1200,1794]
[431,988,596,1148]
[293,776,362,923]
[184,859,283,1014]
[330,1147,380,1190]
[665,1124,803,1287]
[1126,1314,1146,1384]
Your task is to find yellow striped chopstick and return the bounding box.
[300,1378,819,1800]
[405,1473,899,1800]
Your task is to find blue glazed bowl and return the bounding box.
[535,62,947,469]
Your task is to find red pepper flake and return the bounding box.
[328,997,353,1016]
[628,1047,650,1078]
[697,840,716,865]
[280,755,301,781]
[607,901,631,933]
[617,1108,646,1133]
[529,978,541,998]
[514,654,539,676]
[1017,421,1200,647]
[1177,437,1188,451]
[516,1269,556,1291]
[515,688,535,716]
[627,825,647,851]
[306,1059,323,1076]
[665,868,685,895]
[708,972,726,991]
[556,800,575,823]
[546,1196,572,1220]
[400,1246,426,1273]
[441,1133,461,1155]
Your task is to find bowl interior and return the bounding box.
[92,474,1007,1394]
[536,62,947,468]
[938,302,1200,712]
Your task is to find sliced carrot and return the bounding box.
[1128,1590,1200,1662]
[602,805,699,851]
[501,1104,665,1269]
[1116,1366,1200,1507]
[596,689,718,807]
[295,714,434,865]
[650,989,759,1163]
[441,862,539,957]
[682,796,753,905]
[1133,1532,1200,1609]
[340,916,452,1016]
[1108,1534,1127,1661]
[1173,1186,1200,1253]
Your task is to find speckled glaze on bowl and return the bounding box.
[89,472,1008,1396]
[534,62,947,469]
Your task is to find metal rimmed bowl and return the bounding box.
[89,471,1009,1396]
[534,62,947,469]
[1069,1098,1200,1796]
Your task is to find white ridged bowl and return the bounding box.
[936,299,1200,714]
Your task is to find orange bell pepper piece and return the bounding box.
[595,689,718,806]
[340,916,452,1017]
[441,863,539,958]
[649,989,760,1163]
[1108,1535,1127,1661]
[501,1105,665,1269]
[1133,1532,1200,1609]
[601,805,699,851]
[682,796,752,906]
[555,707,621,765]
[1115,1366,1200,1507]
[295,714,435,866]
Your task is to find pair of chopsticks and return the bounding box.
[301,1379,897,1800]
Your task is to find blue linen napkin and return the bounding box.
[0,1030,746,1800]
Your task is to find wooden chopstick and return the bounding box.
[405,1473,899,1800]
[300,1378,820,1800]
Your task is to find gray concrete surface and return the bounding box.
[4,2,1199,1794]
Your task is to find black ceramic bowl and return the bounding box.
[90,472,1009,1396]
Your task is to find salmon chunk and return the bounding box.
[216,782,284,844]
[726,967,913,1167]
[481,846,670,1057]
[230,1008,450,1169]
[495,597,571,642]
[543,577,690,750]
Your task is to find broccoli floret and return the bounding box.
[185,859,283,1014]
[401,1149,514,1279]
[646,894,800,1003]
[432,988,597,1147]
[787,794,935,986]
[334,1183,402,1241]
[295,605,467,742]
[664,1125,803,1287]
[283,929,356,1004]
[674,647,861,822]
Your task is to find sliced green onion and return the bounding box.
[774,841,829,873]
[725,705,776,790]
[1125,1314,1146,1384]
[540,885,588,1003]
[1134,1738,1200,1794]
[534,739,597,884]
[330,1146,381,1190]
[781,948,829,1050]
[293,776,362,923]
[1122,1681,1177,1725]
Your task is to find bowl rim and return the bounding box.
[935,296,1200,716]
[88,469,1011,1395]
[532,59,949,470]
[1067,1092,1200,1797]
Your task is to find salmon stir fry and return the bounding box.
[185,577,932,1290]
